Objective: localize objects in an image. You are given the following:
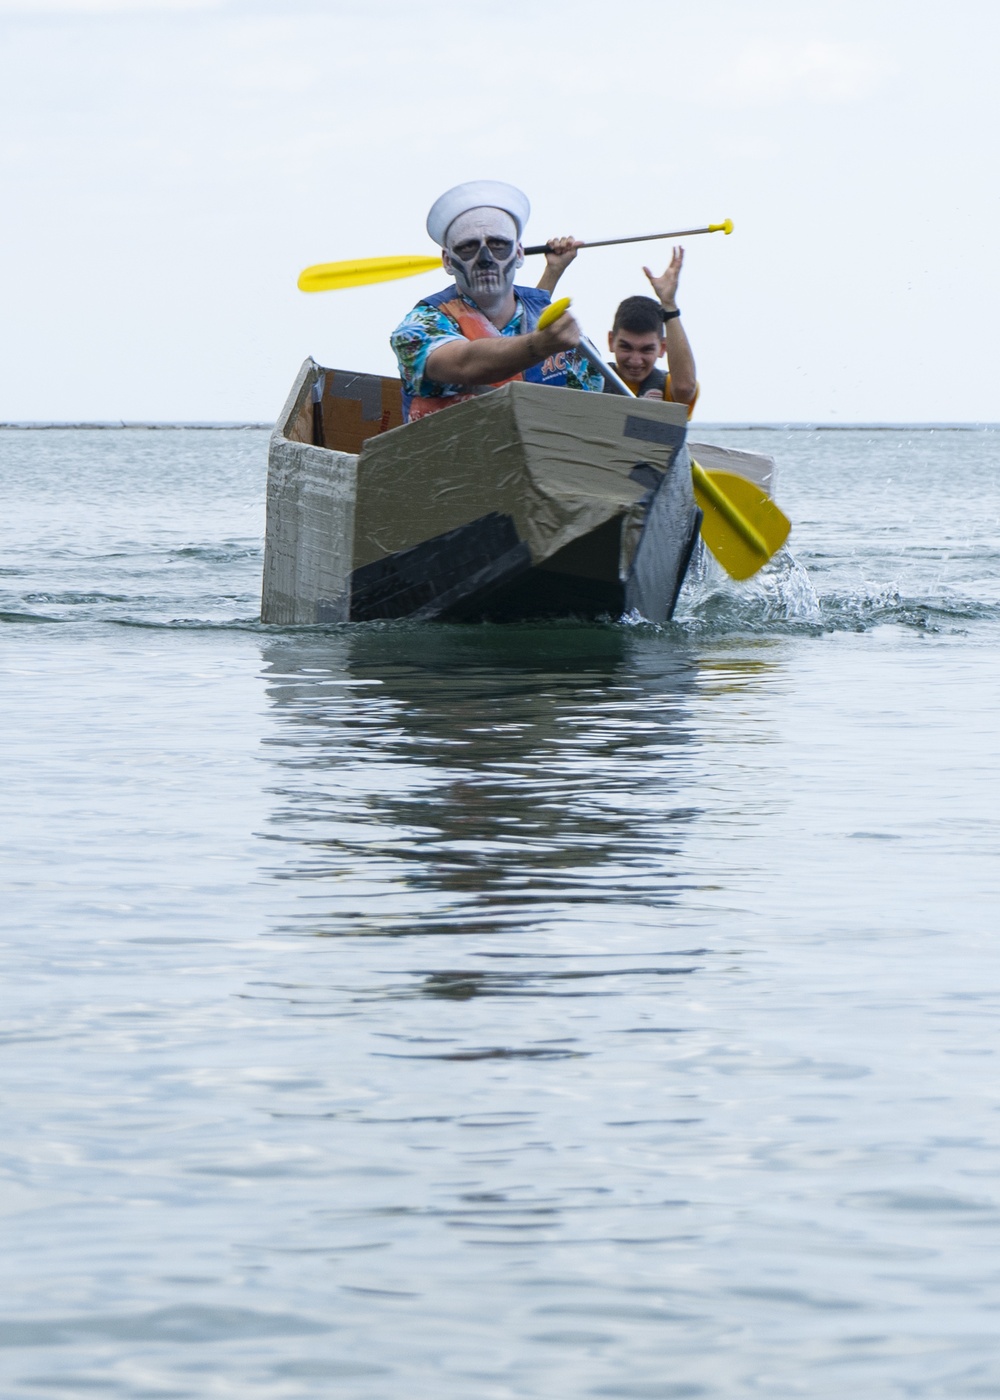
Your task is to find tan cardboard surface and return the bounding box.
[352,382,689,571]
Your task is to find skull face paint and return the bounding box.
[442,207,523,317]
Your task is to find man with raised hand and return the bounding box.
[390,181,603,422]
[605,248,699,414]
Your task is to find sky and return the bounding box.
[0,0,997,422]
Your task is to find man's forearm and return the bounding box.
[425,334,545,387]
[536,266,562,294]
[665,322,697,403]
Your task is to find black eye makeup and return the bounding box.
[451,237,515,261]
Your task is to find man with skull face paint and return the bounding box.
[390,181,603,422]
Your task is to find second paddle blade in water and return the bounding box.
[693,466,792,581]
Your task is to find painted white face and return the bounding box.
[442,207,523,304]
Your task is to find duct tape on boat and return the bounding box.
[330,370,383,422]
[623,415,686,450]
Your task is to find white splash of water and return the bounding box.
[673,543,822,629]
[746,549,823,623]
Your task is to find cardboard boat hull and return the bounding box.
[261,360,772,627]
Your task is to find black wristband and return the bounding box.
[662,308,681,322]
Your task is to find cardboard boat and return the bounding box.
[261,358,776,626]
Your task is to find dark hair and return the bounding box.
[611,295,665,337]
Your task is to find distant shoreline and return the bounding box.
[0,422,274,431]
[1,421,997,433]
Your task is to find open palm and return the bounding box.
[643,246,684,308]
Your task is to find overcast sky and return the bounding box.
[1,0,997,421]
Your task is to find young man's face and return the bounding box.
[608,327,665,383]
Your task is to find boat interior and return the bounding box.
[287,368,405,455]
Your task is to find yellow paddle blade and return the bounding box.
[691,461,791,581]
[297,254,443,293]
[536,295,572,330]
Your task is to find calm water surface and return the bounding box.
[2,425,1000,1398]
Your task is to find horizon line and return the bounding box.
[1,420,998,433]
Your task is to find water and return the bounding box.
[3,424,1000,1398]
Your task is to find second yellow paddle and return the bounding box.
[535,296,575,331]
[691,461,790,581]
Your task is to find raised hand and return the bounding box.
[544,235,581,276]
[536,236,583,294]
[643,246,684,310]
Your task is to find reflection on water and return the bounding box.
[9,427,1000,1398]
[240,627,788,1117]
[260,627,719,943]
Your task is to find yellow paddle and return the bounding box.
[535,297,575,330]
[524,219,733,255]
[298,255,442,293]
[691,461,790,580]
[536,298,791,581]
[298,220,734,293]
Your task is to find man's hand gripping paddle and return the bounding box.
[298,221,734,293]
[536,298,791,583]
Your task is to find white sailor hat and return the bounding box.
[426,180,530,247]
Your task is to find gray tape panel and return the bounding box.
[329,370,383,423]
[624,441,699,624]
[628,462,665,493]
[623,415,686,450]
